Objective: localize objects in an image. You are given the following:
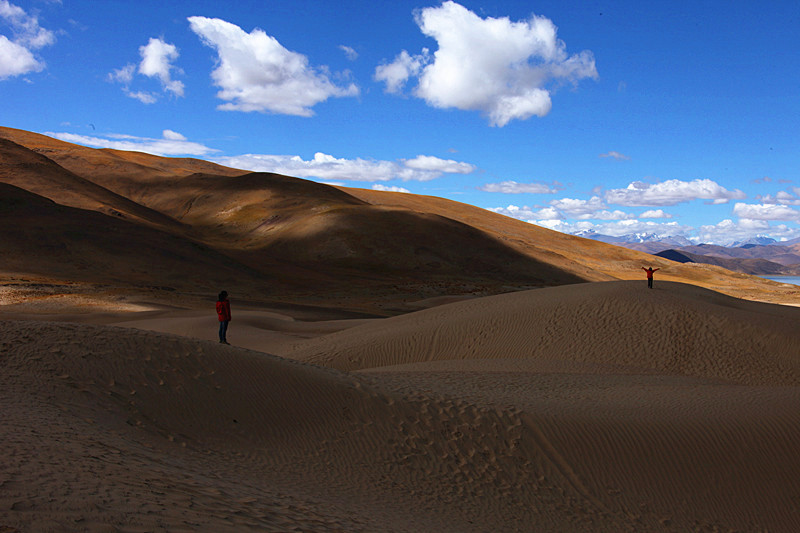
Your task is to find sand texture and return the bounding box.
[3,281,800,532]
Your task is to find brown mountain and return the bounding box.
[657,248,800,276]
[663,243,800,269]
[2,126,798,311]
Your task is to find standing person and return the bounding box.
[642,267,660,289]
[216,290,231,344]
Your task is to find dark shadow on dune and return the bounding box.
[0,183,270,292]
[2,129,596,312]
[253,204,588,286]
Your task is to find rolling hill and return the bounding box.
[2,126,799,311]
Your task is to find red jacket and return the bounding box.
[216,299,231,322]
[643,267,659,279]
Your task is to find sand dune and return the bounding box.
[1,319,644,531]
[3,280,800,531]
[289,281,800,385]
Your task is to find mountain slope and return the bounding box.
[0,182,273,291]
[656,248,800,276]
[0,137,186,233]
[3,126,800,308]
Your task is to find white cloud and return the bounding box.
[695,219,800,245]
[162,129,186,141]
[47,131,218,157]
[533,206,562,220]
[109,63,135,84]
[563,219,690,238]
[480,180,559,194]
[549,196,609,218]
[776,191,800,204]
[491,196,636,223]
[599,151,630,160]
[640,209,673,219]
[732,203,800,221]
[490,205,689,237]
[605,179,746,207]
[490,192,800,245]
[138,37,184,97]
[376,1,597,126]
[403,155,474,174]
[492,194,647,225]
[375,49,428,93]
[188,16,358,116]
[0,35,41,78]
[0,1,55,48]
[586,210,635,221]
[487,204,542,222]
[109,38,184,102]
[339,45,358,61]
[372,184,410,193]
[215,152,474,182]
[125,90,158,104]
[757,190,800,206]
[0,1,55,79]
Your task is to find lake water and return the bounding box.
[761,276,800,287]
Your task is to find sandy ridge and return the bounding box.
[289,281,800,386]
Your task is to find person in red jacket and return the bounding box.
[642,266,660,289]
[216,290,232,344]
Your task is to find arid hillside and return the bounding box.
[2,126,798,312]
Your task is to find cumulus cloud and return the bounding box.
[491,195,637,223]
[487,204,544,222]
[215,152,474,182]
[375,49,428,93]
[0,0,55,79]
[732,203,800,221]
[490,205,688,237]
[599,151,630,161]
[188,16,358,115]
[109,63,135,85]
[109,37,183,103]
[372,184,410,193]
[138,37,184,97]
[757,190,800,206]
[605,179,746,207]
[47,131,218,157]
[549,196,608,218]
[479,180,560,194]
[694,219,800,245]
[0,36,41,78]
[640,209,673,219]
[375,1,597,126]
[403,155,474,174]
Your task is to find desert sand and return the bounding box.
[2,128,800,531]
[3,281,800,532]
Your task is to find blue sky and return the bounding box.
[2,0,799,245]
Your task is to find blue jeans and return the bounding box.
[219,320,229,342]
